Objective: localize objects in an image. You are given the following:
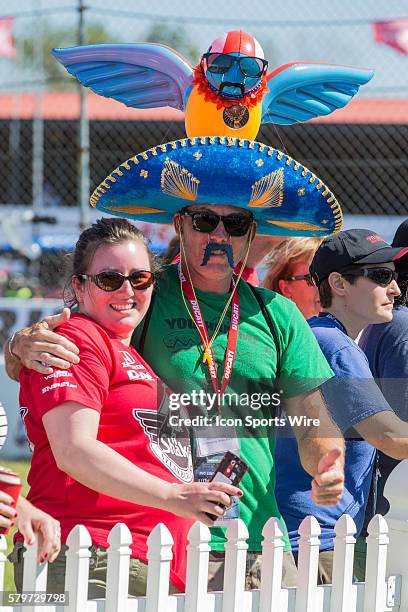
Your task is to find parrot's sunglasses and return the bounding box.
[77,270,155,292]
[202,52,268,79]
[179,207,254,237]
[340,267,398,287]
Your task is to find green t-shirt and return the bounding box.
[132,265,333,552]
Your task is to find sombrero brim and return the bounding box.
[90,137,342,237]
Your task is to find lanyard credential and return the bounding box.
[178,266,240,398]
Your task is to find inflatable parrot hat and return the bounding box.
[52,30,374,140]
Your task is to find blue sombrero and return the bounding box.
[90,137,342,237]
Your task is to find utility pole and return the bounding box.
[78,0,90,230]
[32,0,44,216]
[9,35,23,204]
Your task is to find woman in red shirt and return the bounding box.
[12,217,240,596]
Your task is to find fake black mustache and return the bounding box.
[201,243,234,268]
[218,81,245,95]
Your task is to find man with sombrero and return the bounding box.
[6,136,345,589]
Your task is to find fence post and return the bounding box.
[385,459,408,608]
[295,515,320,612]
[259,517,285,612]
[146,523,173,612]
[222,519,248,612]
[65,525,92,612]
[185,521,211,612]
[0,535,7,592]
[105,523,132,612]
[363,515,388,612]
[22,538,48,612]
[330,514,357,612]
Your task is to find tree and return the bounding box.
[143,22,200,65]
[17,22,114,88]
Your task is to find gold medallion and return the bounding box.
[223,104,250,129]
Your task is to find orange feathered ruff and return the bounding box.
[192,65,268,110]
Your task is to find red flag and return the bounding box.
[374,19,408,55]
[0,16,15,58]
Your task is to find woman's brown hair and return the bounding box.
[64,217,159,308]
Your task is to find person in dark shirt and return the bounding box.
[356,218,408,580]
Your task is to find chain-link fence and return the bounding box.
[0,0,407,297]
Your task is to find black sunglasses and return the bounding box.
[202,52,268,78]
[285,274,315,287]
[77,270,155,292]
[180,207,253,237]
[341,267,398,287]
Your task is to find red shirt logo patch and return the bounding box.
[133,406,193,483]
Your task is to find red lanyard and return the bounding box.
[179,266,240,396]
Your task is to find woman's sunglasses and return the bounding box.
[77,270,155,292]
[285,274,315,287]
[180,207,253,237]
[202,52,268,78]
[341,267,398,287]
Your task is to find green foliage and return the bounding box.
[17,22,113,87]
[17,20,200,89]
[144,22,200,65]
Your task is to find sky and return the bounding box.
[0,0,407,95]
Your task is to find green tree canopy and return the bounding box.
[144,22,200,65]
[18,22,113,88]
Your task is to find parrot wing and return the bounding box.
[261,62,374,125]
[52,43,194,112]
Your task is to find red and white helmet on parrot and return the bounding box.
[201,30,267,98]
[207,30,265,59]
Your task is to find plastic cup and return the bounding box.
[0,467,22,535]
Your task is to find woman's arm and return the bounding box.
[3,337,23,381]
[0,492,61,563]
[16,497,61,563]
[4,309,79,381]
[43,402,240,526]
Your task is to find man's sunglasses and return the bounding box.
[77,270,155,292]
[202,52,268,78]
[341,267,398,287]
[285,274,315,287]
[179,207,253,237]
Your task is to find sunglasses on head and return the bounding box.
[285,274,315,287]
[202,52,268,78]
[77,270,155,292]
[179,207,253,237]
[340,267,398,287]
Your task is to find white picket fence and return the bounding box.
[1,460,408,612]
